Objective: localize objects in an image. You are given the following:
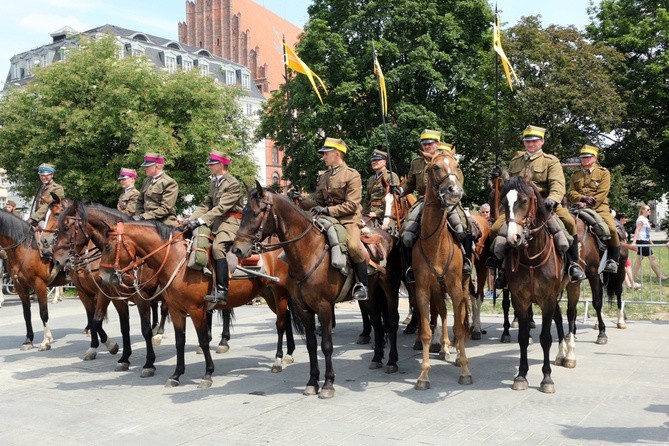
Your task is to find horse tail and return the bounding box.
[219,308,235,328]
[287,298,306,336]
[461,295,471,340]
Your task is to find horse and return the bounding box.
[52,201,167,374]
[468,213,491,340]
[410,151,472,390]
[96,218,294,387]
[0,209,69,351]
[499,174,569,392]
[571,213,628,344]
[231,182,401,399]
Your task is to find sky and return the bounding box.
[0,0,594,89]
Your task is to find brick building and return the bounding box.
[179,0,303,189]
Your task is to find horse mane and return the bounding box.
[250,186,314,221]
[0,208,37,248]
[134,220,177,242]
[57,200,129,228]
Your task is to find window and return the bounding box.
[182,58,193,72]
[131,45,144,57]
[271,172,280,186]
[246,103,253,115]
[165,55,177,74]
[199,62,209,76]
[226,69,235,85]
[271,147,279,164]
[241,72,251,89]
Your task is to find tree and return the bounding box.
[587,0,669,202]
[0,35,257,211]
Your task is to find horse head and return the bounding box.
[53,200,90,270]
[501,171,549,248]
[231,180,278,259]
[427,152,463,209]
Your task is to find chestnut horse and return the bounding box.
[500,175,569,393]
[97,219,294,387]
[231,182,401,399]
[0,209,68,351]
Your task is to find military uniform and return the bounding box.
[136,173,179,226]
[315,161,365,263]
[190,173,244,260]
[30,181,65,223]
[117,187,140,217]
[364,167,399,225]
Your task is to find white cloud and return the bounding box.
[17,14,92,35]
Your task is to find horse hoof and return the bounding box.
[596,335,608,345]
[403,326,417,335]
[318,388,335,399]
[20,343,34,351]
[471,331,481,341]
[303,385,319,396]
[107,343,119,355]
[554,358,565,367]
[437,352,446,361]
[216,344,230,354]
[593,323,599,331]
[500,335,511,343]
[165,378,180,388]
[528,337,534,345]
[368,361,382,370]
[617,323,627,330]
[511,377,528,391]
[511,321,519,329]
[198,378,213,389]
[115,362,130,372]
[271,365,282,373]
[529,321,536,329]
[38,344,50,352]
[356,335,371,345]
[412,340,422,351]
[459,375,473,385]
[140,368,155,378]
[152,335,162,346]
[429,343,441,353]
[415,380,430,391]
[385,365,398,374]
[196,346,204,355]
[83,350,97,361]
[281,355,294,365]
[563,359,576,369]
[540,382,556,394]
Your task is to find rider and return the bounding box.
[116,168,140,217]
[29,163,65,228]
[567,144,620,273]
[134,152,179,226]
[310,137,368,301]
[4,200,21,218]
[490,125,586,286]
[184,150,244,305]
[363,148,399,229]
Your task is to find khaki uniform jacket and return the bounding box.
[117,187,140,217]
[136,173,179,226]
[190,173,244,241]
[567,165,610,209]
[508,150,565,204]
[404,155,464,199]
[30,181,65,222]
[315,162,363,225]
[364,168,400,219]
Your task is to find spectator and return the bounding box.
[631,204,668,281]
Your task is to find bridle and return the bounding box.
[426,154,462,210]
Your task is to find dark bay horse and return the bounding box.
[231,182,401,399]
[52,201,165,375]
[0,209,68,351]
[500,175,569,392]
[411,151,471,390]
[97,219,294,388]
[469,213,491,340]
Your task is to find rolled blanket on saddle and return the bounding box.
[491,216,571,259]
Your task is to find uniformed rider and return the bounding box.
[29,163,65,227]
[116,168,140,217]
[134,152,179,226]
[363,148,399,228]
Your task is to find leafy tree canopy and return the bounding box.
[0,35,257,211]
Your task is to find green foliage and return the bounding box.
[587,0,669,202]
[0,35,257,211]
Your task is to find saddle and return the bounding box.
[571,208,610,251]
[187,226,262,278]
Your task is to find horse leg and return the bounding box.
[500,288,512,343]
[35,284,53,352]
[271,298,288,373]
[79,294,101,360]
[152,299,169,345]
[552,301,567,367]
[318,304,336,399]
[360,297,385,371]
[382,280,400,374]
[451,282,472,385]
[356,302,372,344]
[166,312,187,387]
[592,277,607,344]
[415,288,432,390]
[617,296,627,329]
[284,305,296,363]
[511,303,531,391]
[429,304,442,353]
[136,299,157,377]
[192,307,214,389]
[217,309,231,354]
[300,310,321,396]
[17,287,36,350]
[538,303,556,394]
[110,299,132,371]
[436,299,450,361]
[563,284,579,368]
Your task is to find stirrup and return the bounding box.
[204,286,228,304]
[568,264,586,283]
[352,283,368,301]
[405,267,415,284]
[603,260,618,274]
[463,258,472,276]
[494,273,507,290]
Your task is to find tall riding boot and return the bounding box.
[205,258,229,304]
[485,257,506,289]
[461,234,473,276]
[603,245,620,274]
[567,236,587,283]
[352,261,368,301]
[403,245,415,284]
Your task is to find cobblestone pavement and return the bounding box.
[0,296,667,445]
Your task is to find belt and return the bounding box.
[370,200,383,206]
[224,212,242,219]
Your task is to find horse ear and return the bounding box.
[255,180,264,198]
[50,192,61,204]
[524,167,534,184]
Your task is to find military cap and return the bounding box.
[140,152,165,167]
[419,129,441,144]
[117,168,138,180]
[579,144,599,158]
[206,150,232,166]
[438,142,454,152]
[37,163,56,175]
[370,149,388,161]
[6,200,17,207]
[319,137,348,154]
[522,125,546,141]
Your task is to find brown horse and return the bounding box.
[412,151,472,390]
[0,209,68,351]
[499,175,568,392]
[231,182,401,399]
[97,218,294,387]
[469,213,491,340]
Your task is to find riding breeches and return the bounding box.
[597,208,620,247]
[343,221,365,264]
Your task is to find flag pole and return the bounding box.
[492,5,502,222]
[372,43,396,189]
[282,36,296,184]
